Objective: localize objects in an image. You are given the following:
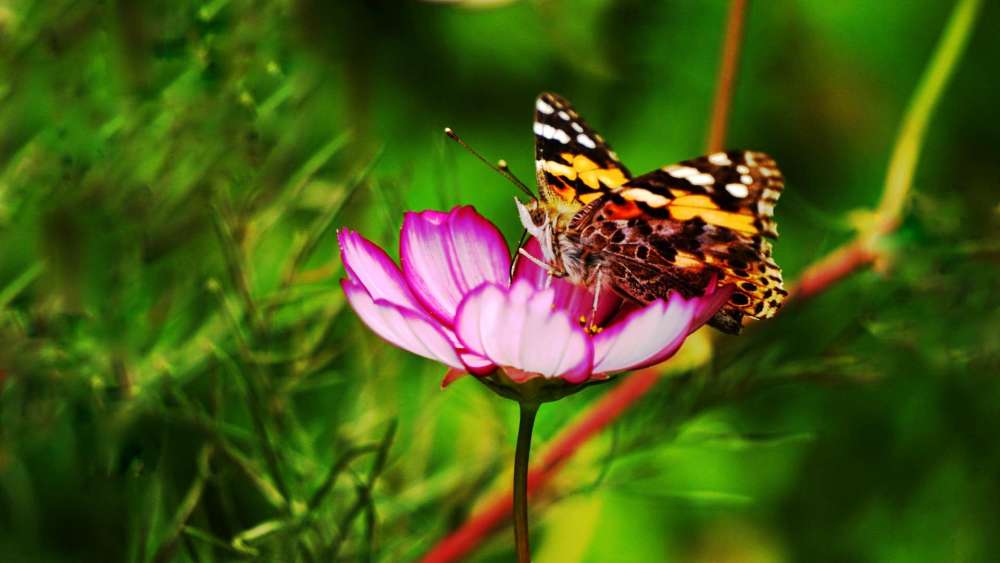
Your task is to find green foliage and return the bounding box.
[0,1,998,561]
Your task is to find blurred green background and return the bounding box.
[1,1,998,561]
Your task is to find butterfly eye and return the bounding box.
[529,206,547,228]
[516,198,548,231]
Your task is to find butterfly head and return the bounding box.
[515,197,564,268]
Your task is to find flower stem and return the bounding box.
[513,401,539,562]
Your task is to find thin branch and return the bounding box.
[322,421,396,561]
[152,445,215,563]
[705,0,748,153]
[794,0,981,301]
[419,0,980,560]
[878,0,980,226]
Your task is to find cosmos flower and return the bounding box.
[338,206,730,401]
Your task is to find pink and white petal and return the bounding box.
[592,294,698,374]
[401,206,512,324]
[455,281,593,383]
[459,351,496,376]
[556,282,623,328]
[337,229,422,311]
[440,353,497,388]
[689,282,735,331]
[342,279,464,370]
[512,238,622,326]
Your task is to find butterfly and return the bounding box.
[516,92,787,334]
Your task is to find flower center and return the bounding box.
[577,315,604,335]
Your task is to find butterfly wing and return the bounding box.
[533,93,631,207]
[616,151,782,237]
[573,151,787,333]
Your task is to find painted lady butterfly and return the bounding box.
[516,93,787,334]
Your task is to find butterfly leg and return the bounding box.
[509,229,530,279]
[517,247,560,277]
[588,265,603,330]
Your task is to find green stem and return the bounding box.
[513,402,539,563]
[876,0,981,229]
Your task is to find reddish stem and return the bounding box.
[705,0,748,153]
[790,241,877,301]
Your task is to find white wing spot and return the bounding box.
[609,150,620,161]
[571,122,583,133]
[665,165,699,178]
[708,152,731,166]
[540,159,575,177]
[536,99,555,114]
[622,188,670,207]
[558,110,570,121]
[689,173,715,186]
[533,122,544,136]
[737,164,750,174]
[576,134,596,148]
[741,174,753,184]
[725,183,749,198]
[554,128,571,144]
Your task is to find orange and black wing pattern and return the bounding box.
[575,151,787,333]
[533,92,631,207]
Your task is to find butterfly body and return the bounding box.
[517,93,787,334]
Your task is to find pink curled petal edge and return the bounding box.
[459,350,497,376]
[690,275,736,331]
[591,293,699,374]
[341,279,465,370]
[337,229,422,311]
[454,281,593,384]
[447,206,512,288]
[400,206,511,325]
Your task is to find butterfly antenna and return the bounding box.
[444,127,535,198]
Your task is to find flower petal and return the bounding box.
[342,279,464,370]
[401,206,511,324]
[690,281,735,331]
[513,238,622,326]
[592,294,698,374]
[337,229,422,311]
[455,280,593,383]
[459,351,496,376]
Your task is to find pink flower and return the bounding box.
[338,206,730,400]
